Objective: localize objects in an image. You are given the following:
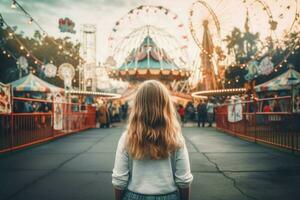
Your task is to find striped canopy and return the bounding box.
[10,73,64,93]
[255,69,300,92]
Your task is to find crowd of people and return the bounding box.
[96,100,129,128]
[13,93,52,113]
[176,100,216,127]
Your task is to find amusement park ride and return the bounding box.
[105,5,193,101]
[189,0,299,98]
[100,0,299,102]
[74,0,299,102]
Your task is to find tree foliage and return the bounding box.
[223,27,300,88]
[0,26,80,88]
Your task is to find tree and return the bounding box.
[0,27,81,88]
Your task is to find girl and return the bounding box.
[112,80,193,200]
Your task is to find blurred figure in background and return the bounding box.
[185,102,195,122]
[178,104,185,125]
[197,100,207,127]
[206,100,214,127]
[99,101,109,128]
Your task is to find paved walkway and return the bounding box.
[0,127,300,200]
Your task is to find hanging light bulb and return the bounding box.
[59,45,62,50]
[20,46,24,50]
[26,53,30,57]
[11,0,17,9]
[9,32,13,37]
[3,50,6,54]
[34,60,38,64]
[28,18,33,24]
[7,54,11,58]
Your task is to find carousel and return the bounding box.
[106,5,193,103]
[110,34,190,82]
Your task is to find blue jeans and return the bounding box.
[122,190,179,200]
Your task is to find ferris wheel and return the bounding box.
[243,0,299,52]
[189,0,299,81]
[107,5,190,70]
[189,0,278,62]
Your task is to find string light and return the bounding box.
[1,15,44,66]
[9,0,83,62]
[11,0,16,9]
[28,18,33,25]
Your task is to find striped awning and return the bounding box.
[255,69,300,92]
[10,73,64,93]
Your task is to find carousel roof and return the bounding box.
[255,68,300,92]
[112,36,190,81]
[10,73,64,93]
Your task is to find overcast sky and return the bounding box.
[1,0,299,65]
[0,0,195,64]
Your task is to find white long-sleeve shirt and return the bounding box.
[112,132,193,195]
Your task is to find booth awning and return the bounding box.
[10,73,64,93]
[255,69,300,92]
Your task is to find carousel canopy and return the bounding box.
[10,73,64,93]
[255,68,300,92]
[113,36,190,81]
[120,36,180,71]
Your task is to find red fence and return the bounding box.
[0,97,96,153]
[215,97,300,152]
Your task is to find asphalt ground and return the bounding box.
[1,126,300,200]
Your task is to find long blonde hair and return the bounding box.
[126,80,183,160]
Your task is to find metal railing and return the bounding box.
[215,96,300,152]
[0,97,96,153]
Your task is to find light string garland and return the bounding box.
[0,46,18,60]
[10,0,82,62]
[0,14,44,65]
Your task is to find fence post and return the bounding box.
[254,98,257,143]
[10,113,14,151]
[52,98,55,138]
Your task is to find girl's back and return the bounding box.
[112,80,193,200]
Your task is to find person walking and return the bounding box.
[112,80,193,200]
[178,104,185,125]
[197,100,207,127]
[206,100,214,127]
[99,102,109,128]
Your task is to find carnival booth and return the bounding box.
[255,68,300,93]
[255,68,300,112]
